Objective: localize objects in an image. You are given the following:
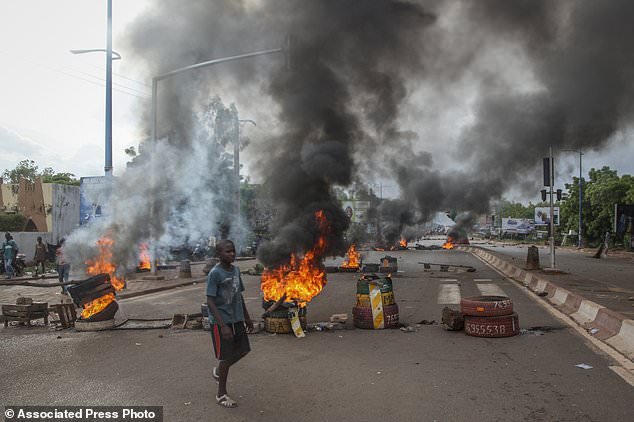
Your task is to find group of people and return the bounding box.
[1,233,70,291]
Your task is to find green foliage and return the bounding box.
[2,159,40,183]
[0,214,27,232]
[498,200,535,219]
[2,160,78,185]
[561,166,634,246]
[42,172,79,186]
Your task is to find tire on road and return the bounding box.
[352,303,399,329]
[464,313,520,338]
[460,295,513,317]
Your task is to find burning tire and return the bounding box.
[464,313,520,338]
[261,299,307,318]
[356,277,393,295]
[356,291,395,307]
[352,304,399,329]
[264,316,307,334]
[460,296,513,317]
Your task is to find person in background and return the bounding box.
[56,238,70,293]
[33,236,47,277]
[2,232,19,279]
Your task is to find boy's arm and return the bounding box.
[242,296,253,332]
[207,297,233,339]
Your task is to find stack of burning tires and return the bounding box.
[262,299,307,334]
[460,296,519,338]
[353,274,399,329]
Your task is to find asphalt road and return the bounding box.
[1,249,633,421]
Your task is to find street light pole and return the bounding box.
[549,145,556,270]
[235,119,256,252]
[105,0,113,177]
[69,0,120,177]
[148,47,283,274]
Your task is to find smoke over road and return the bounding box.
[66,0,634,269]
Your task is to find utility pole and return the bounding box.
[549,145,556,270]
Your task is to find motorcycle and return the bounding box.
[0,253,26,277]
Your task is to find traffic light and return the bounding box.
[541,189,547,201]
[543,157,551,186]
[556,189,562,201]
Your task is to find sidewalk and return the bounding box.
[460,245,634,361]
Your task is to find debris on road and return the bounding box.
[418,262,476,273]
[400,326,415,333]
[417,319,437,325]
[329,313,348,323]
[441,307,464,331]
[575,363,593,370]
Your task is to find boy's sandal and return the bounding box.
[216,394,237,408]
[212,367,219,384]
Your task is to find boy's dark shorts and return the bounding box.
[211,322,251,361]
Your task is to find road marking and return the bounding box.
[473,278,492,282]
[477,283,507,297]
[438,284,460,304]
[440,278,458,282]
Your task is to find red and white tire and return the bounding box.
[352,304,400,329]
[460,295,513,317]
[464,313,520,338]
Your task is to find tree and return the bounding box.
[42,172,80,186]
[2,159,40,183]
[2,160,79,185]
[561,166,634,246]
[499,200,534,219]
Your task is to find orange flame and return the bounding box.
[341,244,361,268]
[80,293,115,319]
[399,238,407,248]
[82,237,125,319]
[442,236,455,250]
[138,242,151,270]
[261,211,329,306]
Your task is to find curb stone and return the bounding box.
[458,246,634,361]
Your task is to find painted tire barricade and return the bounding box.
[461,295,514,317]
[353,274,399,329]
[458,246,634,360]
[352,304,400,330]
[356,291,395,307]
[464,313,520,338]
[460,295,519,338]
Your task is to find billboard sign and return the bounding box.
[534,207,559,225]
[341,200,371,223]
[502,218,535,234]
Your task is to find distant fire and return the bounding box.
[399,238,407,248]
[341,244,361,269]
[261,211,329,306]
[138,243,151,270]
[83,237,125,319]
[442,237,455,249]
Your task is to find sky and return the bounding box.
[1,1,633,204]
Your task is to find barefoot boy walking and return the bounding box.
[206,239,253,408]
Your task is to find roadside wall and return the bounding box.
[9,232,53,261]
[49,183,80,243]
